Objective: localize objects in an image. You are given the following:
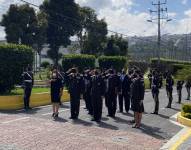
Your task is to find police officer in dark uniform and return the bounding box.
[106,69,119,118]
[185,80,191,100]
[103,70,109,108]
[166,74,174,108]
[91,69,105,122]
[177,80,184,103]
[22,65,34,111]
[118,69,132,113]
[83,69,93,115]
[131,70,145,128]
[147,70,152,89]
[151,71,160,115]
[67,68,84,119]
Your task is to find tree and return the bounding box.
[41,0,81,65]
[82,19,108,55]
[104,34,128,56]
[78,7,97,50]
[78,7,108,55]
[1,4,37,47]
[34,11,48,69]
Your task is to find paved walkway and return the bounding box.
[0,87,190,150]
[0,114,164,150]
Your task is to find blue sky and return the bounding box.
[0,0,191,40]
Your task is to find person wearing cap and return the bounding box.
[91,69,105,122]
[151,71,160,115]
[177,80,184,103]
[83,69,93,115]
[131,70,145,128]
[106,69,119,118]
[21,65,34,111]
[67,68,84,119]
[118,69,132,113]
[165,73,174,108]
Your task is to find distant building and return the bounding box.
[0,39,6,44]
[37,41,81,67]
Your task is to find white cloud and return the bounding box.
[0,0,190,40]
[182,0,188,5]
[168,12,177,18]
[184,9,191,17]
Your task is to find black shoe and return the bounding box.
[52,113,55,117]
[130,120,135,124]
[118,110,123,113]
[28,107,32,110]
[54,113,59,118]
[151,112,158,115]
[96,120,101,123]
[91,118,96,121]
[166,106,171,108]
[69,117,75,119]
[111,115,116,118]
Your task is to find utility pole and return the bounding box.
[147,0,172,64]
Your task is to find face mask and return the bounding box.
[52,73,57,78]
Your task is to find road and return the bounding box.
[0,87,190,150]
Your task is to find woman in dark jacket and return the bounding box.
[50,67,63,118]
[131,71,145,128]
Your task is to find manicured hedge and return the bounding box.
[182,104,191,119]
[62,54,96,72]
[98,56,127,71]
[0,44,33,94]
[151,58,191,74]
[41,61,50,68]
[128,61,149,73]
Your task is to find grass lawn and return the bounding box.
[1,87,50,96]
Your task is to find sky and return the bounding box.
[0,0,191,40]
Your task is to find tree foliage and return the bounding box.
[1,4,37,46]
[78,7,108,55]
[104,34,128,56]
[40,0,81,65]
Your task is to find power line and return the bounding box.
[147,0,172,63]
[19,0,170,46]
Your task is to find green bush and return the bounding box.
[151,58,191,74]
[175,67,191,81]
[62,54,96,72]
[182,104,191,119]
[183,113,191,119]
[98,56,127,71]
[0,44,33,94]
[128,61,149,73]
[41,61,50,68]
[182,104,191,113]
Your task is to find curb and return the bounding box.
[169,128,191,150]
[0,90,70,110]
[177,113,191,127]
[161,112,191,150]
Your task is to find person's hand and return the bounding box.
[140,100,143,105]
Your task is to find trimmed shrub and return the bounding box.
[182,104,191,119]
[151,58,191,74]
[41,61,50,68]
[0,44,33,94]
[128,61,149,73]
[98,56,127,71]
[62,54,96,72]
